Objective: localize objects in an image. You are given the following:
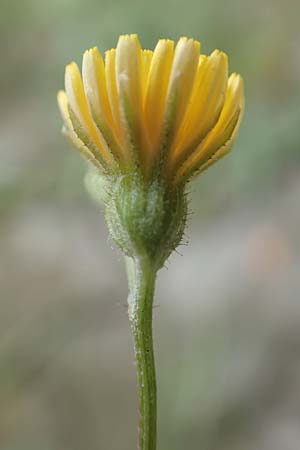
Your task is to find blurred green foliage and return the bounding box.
[1,0,300,449]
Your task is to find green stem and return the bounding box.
[127,256,157,450]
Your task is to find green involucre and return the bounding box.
[105,173,187,268]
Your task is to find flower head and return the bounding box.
[58,34,244,187]
[58,35,244,267]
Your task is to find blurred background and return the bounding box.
[1,0,300,448]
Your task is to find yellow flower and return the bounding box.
[58,34,244,187]
[57,36,245,446]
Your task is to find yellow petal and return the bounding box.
[83,47,125,162]
[190,99,244,177]
[141,49,153,100]
[65,62,93,132]
[175,73,244,183]
[202,73,244,153]
[105,48,128,155]
[164,37,200,144]
[116,34,143,119]
[144,39,174,153]
[82,47,113,128]
[65,62,113,163]
[116,34,148,165]
[57,90,103,170]
[170,50,228,166]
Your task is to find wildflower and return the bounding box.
[57,34,244,450]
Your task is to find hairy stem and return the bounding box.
[127,256,157,450]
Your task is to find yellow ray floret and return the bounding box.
[57,90,103,170]
[162,38,200,151]
[170,50,228,166]
[141,49,153,100]
[174,73,244,184]
[144,39,174,155]
[104,49,124,143]
[82,47,124,162]
[115,35,144,156]
[64,62,114,166]
[58,35,244,184]
[82,47,113,127]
